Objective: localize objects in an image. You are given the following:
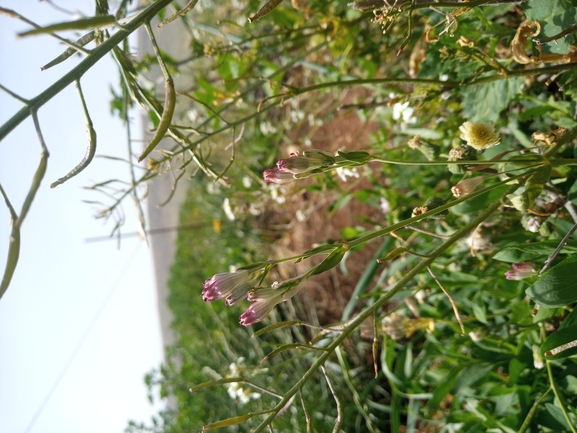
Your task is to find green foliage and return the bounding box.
[5,0,577,432]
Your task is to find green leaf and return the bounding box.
[510,301,533,326]
[263,343,326,360]
[203,410,274,429]
[310,248,347,275]
[252,320,304,337]
[426,367,463,408]
[493,240,577,263]
[17,15,116,37]
[519,105,557,122]
[329,194,353,213]
[451,184,509,215]
[472,292,488,324]
[461,78,523,123]
[296,244,338,262]
[524,0,577,54]
[526,255,577,307]
[559,306,577,330]
[337,150,372,165]
[541,325,577,359]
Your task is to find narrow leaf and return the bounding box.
[18,15,116,37]
[252,320,304,337]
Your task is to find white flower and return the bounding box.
[242,176,252,188]
[459,121,500,150]
[336,166,360,182]
[223,198,235,221]
[380,197,390,215]
[392,101,417,126]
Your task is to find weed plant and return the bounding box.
[2,0,577,432]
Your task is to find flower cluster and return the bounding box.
[203,266,307,326]
[202,269,261,306]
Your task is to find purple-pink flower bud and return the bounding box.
[505,262,536,280]
[202,270,253,303]
[263,168,295,184]
[239,301,278,326]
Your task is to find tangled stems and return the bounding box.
[0,0,175,143]
[252,182,520,433]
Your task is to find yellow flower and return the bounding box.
[459,121,500,150]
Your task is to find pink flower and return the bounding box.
[239,300,279,326]
[240,279,306,326]
[505,262,536,280]
[276,155,323,174]
[202,271,255,304]
[263,168,295,184]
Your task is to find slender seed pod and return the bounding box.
[158,0,199,28]
[138,77,176,162]
[41,31,96,71]
[248,0,284,23]
[50,126,97,188]
[51,80,97,188]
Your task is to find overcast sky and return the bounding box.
[0,2,165,432]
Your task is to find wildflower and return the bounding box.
[240,279,306,326]
[276,150,333,174]
[532,344,545,369]
[469,330,483,342]
[522,214,541,233]
[459,121,500,150]
[505,262,537,281]
[412,206,428,218]
[448,146,467,161]
[451,177,484,198]
[382,313,409,340]
[382,313,434,340]
[223,198,235,221]
[392,100,417,127]
[202,270,257,304]
[380,197,390,215]
[336,166,360,182]
[466,226,492,254]
[226,359,261,404]
[263,168,295,184]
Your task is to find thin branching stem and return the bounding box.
[0,0,175,143]
[253,183,519,432]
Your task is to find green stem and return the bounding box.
[518,388,551,433]
[0,0,175,143]
[253,183,518,433]
[347,169,531,249]
[543,328,577,433]
[371,157,524,166]
[285,63,577,97]
[406,0,528,10]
